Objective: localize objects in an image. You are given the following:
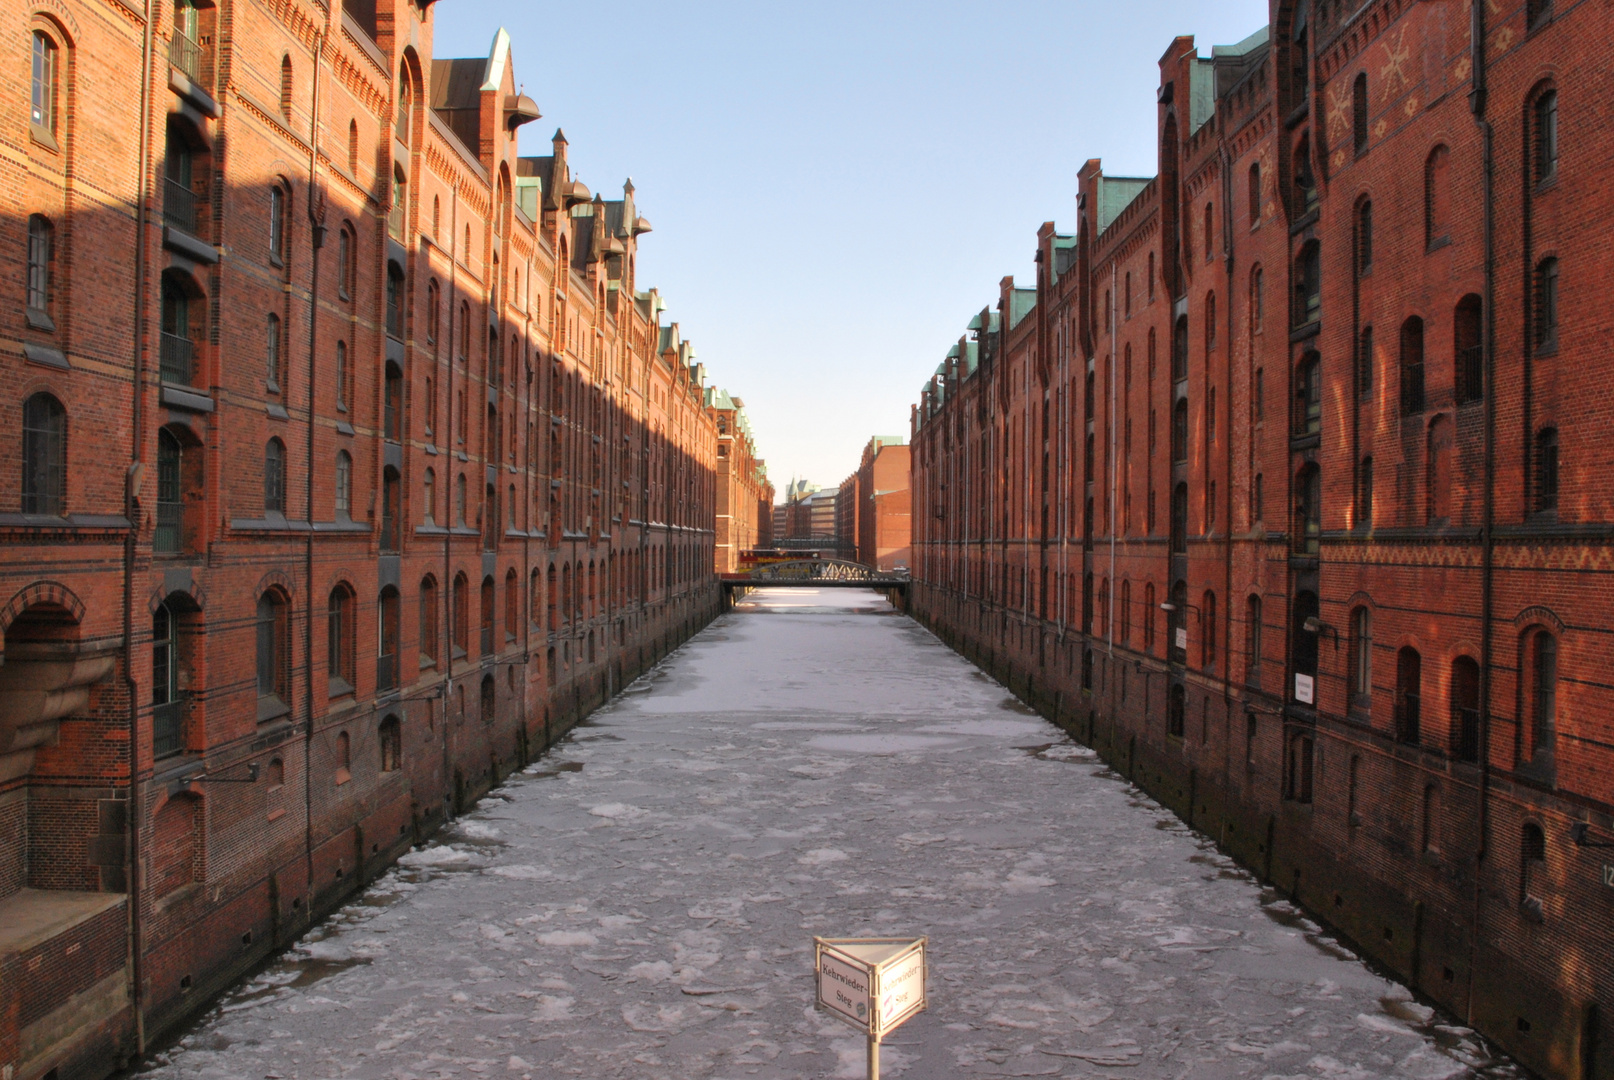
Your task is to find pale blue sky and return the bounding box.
[434,1,1270,493]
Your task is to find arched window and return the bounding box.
[548,564,559,631]
[422,466,435,525]
[426,279,440,346]
[153,601,183,758]
[266,312,282,389]
[1205,291,1217,350]
[1120,579,1131,644]
[480,673,496,724]
[1526,629,1557,763]
[1123,271,1131,316]
[1400,316,1425,414]
[1534,257,1559,350]
[1527,0,1553,28]
[328,452,350,521]
[1395,646,1422,744]
[454,472,467,526]
[264,438,286,514]
[327,585,354,694]
[279,54,292,120]
[337,226,352,301]
[31,30,59,138]
[1203,202,1215,260]
[1427,416,1453,524]
[257,591,289,710]
[386,263,405,338]
[395,69,412,144]
[26,214,53,317]
[1425,146,1451,247]
[451,572,469,657]
[1356,456,1373,529]
[1293,352,1321,436]
[480,576,494,655]
[1455,295,1483,403]
[1349,607,1372,707]
[1249,265,1263,332]
[1170,482,1188,553]
[1451,654,1480,760]
[1169,580,1187,663]
[1245,594,1262,683]
[1293,241,1320,326]
[378,585,400,690]
[1168,683,1186,738]
[21,391,66,516]
[1533,87,1558,186]
[1201,590,1216,668]
[1172,315,1188,381]
[1352,72,1369,155]
[1521,823,1546,913]
[379,716,401,772]
[1355,200,1372,275]
[1534,428,1559,514]
[380,466,400,551]
[1294,464,1321,556]
[504,568,518,642]
[269,184,286,265]
[155,428,183,552]
[418,576,437,667]
[1143,582,1156,652]
[1252,472,1263,523]
[1294,133,1317,214]
[530,568,542,629]
[1171,399,1188,463]
[1247,162,1261,227]
[1292,590,1320,694]
[347,119,358,175]
[335,730,351,782]
[1147,251,1156,299]
[335,340,348,411]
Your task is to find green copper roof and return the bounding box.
[1095,176,1152,234]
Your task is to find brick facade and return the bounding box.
[706,389,770,573]
[908,3,1613,1078]
[837,436,910,571]
[0,2,747,1076]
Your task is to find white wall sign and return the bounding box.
[1175,627,1188,651]
[1295,673,1315,705]
[1603,864,1614,889]
[814,937,927,1038]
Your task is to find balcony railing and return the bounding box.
[160,332,194,385]
[168,31,210,87]
[164,178,198,234]
[154,699,185,759]
[154,500,183,554]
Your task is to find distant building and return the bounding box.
[837,437,911,570]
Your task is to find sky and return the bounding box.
[432,0,1271,494]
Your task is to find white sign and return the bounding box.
[1295,673,1315,704]
[817,949,870,1029]
[814,937,927,1038]
[1603,864,1614,889]
[1174,627,1188,651]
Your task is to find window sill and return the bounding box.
[30,123,59,153]
[334,767,352,786]
[26,307,56,333]
[257,696,290,724]
[1426,235,1452,254]
[328,676,354,699]
[1534,340,1558,359]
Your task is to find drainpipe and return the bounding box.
[1221,142,1236,785]
[1108,263,1117,657]
[443,187,458,813]
[302,21,327,914]
[1466,0,1494,1025]
[127,0,157,1052]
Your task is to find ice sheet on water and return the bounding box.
[138,591,1525,1080]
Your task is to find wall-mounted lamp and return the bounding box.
[1570,823,1614,849]
[1303,615,1341,648]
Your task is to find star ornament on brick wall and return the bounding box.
[1378,26,1411,100]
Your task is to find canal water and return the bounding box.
[138,588,1523,1078]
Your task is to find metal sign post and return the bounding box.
[814,937,927,1080]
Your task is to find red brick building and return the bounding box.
[909,3,1612,1077]
[706,388,771,573]
[837,436,910,571]
[0,4,744,1077]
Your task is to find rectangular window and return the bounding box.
[31,32,56,135]
[269,187,285,265]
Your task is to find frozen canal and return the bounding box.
[141,590,1523,1079]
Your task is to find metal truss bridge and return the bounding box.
[718,558,909,593]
